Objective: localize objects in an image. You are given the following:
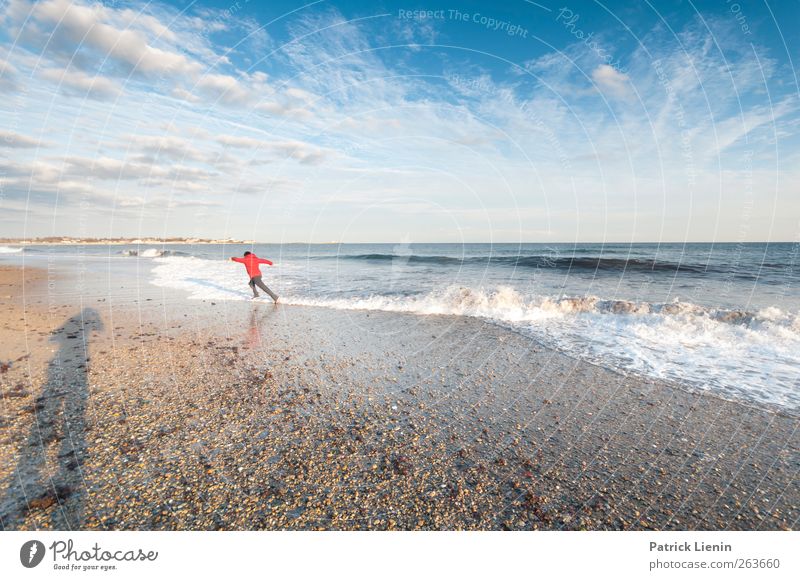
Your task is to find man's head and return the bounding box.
[244,251,252,256]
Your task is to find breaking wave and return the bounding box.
[121,248,187,257]
[150,256,800,410]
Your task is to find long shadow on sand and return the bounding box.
[0,308,103,530]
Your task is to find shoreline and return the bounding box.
[0,264,797,530]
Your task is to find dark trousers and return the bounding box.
[249,276,278,301]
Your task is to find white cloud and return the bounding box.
[215,135,263,148]
[591,64,631,99]
[0,57,18,92]
[2,0,322,118]
[32,0,200,77]
[126,135,217,164]
[194,73,251,105]
[117,9,179,44]
[216,134,332,165]
[62,155,216,181]
[40,66,121,99]
[254,101,313,119]
[0,130,48,148]
[171,87,201,104]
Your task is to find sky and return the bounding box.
[1,0,799,243]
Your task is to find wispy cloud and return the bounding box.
[0,1,797,241]
[40,66,122,99]
[591,64,631,99]
[0,130,50,148]
[0,57,19,92]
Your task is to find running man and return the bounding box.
[231,251,279,302]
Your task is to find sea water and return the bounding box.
[4,242,799,411]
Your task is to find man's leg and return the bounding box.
[253,276,278,302]
[248,278,259,297]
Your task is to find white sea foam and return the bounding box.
[151,256,252,299]
[0,246,23,254]
[123,248,171,257]
[150,256,800,409]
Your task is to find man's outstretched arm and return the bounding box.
[257,258,273,265]
[231,257,245,263]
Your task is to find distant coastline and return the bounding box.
[0,237,253,245]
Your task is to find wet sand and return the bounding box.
[0,265,798,530]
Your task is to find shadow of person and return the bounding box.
[0,308,103,530]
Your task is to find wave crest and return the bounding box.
[121,248,187,257]
[323,253,722,274]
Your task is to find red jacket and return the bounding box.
[231,254,273,278]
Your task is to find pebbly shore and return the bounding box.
[0,265,797,530]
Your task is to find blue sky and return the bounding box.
[1,0,798,242]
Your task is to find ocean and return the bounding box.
[3,242,799,411]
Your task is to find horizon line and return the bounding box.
[2,239,798,245]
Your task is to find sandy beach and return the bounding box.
[0,264,797,531]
